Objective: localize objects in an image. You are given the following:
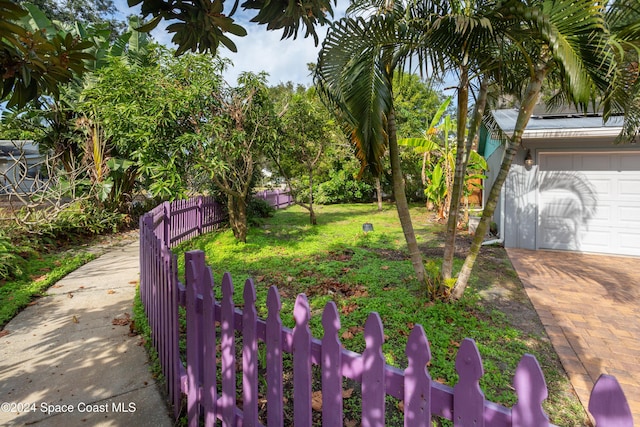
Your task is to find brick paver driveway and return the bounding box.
[507,249,640,425]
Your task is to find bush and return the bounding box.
[247,196,275,226]
[23,201,128,243]
[0,229,27,281]
[314,170,374,204]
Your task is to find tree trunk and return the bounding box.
[452,67,547,299]
[388,106,427,285]
[228,193,248,243]
[309,166,317,225]
[376,176,383,211]
[442,77,489,282]
[441,69,469,280]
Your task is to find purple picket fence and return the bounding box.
[255,189,294,210]
[139,197,634,426]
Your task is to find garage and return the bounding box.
[480,108,640,257]
[537,151,640,256]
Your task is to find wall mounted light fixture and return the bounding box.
[524,149,534,169]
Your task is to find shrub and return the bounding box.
[247,196,275,226]
[315,170,374,204]
[26,201,128,243]
[0,229,26,281]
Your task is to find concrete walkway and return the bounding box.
[507,249,640,425]
[0,240,173,427]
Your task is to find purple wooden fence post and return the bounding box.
[322,302,343,427]
[454,338,485,427]
[185,250,206,427]
[161,245,171,412]
[142,215,153,295]
[243,279,259,427]
[362,313,385,427]
[221,273,236,426]
[293,294,312,426]
[197,195,203,236]
[170,252,182,418]
[404,324,432,427]
[202,266,217,427]
[512,354,549,427]
[151,236,159,349]
[589,374,633,427]
[266,286,284,427]
[163,201,170,247]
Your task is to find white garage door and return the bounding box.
[537,151,640,256]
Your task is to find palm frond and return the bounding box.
[315,15,405,175]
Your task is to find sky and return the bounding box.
[112,0,349,87]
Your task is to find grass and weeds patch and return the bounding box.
[132,287,164,382]
[0,251,96,327]
[173,203,588,426]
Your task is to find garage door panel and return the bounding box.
[579,154,612,170]
[589,178,611,196]
[538,218,579,249]
[537,151,640,256]
[620,232,640,255]
[620,155,640,170]
[619,180,640,198]
[580,230,611,250]
[587,205,611,223]
[542,154,574,170]
[619,206,640,225]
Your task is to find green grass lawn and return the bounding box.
[173,203,587,425]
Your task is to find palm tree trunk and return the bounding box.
[452,67,547,299]
[388,106,427,285]
[442,78,490,284]
[441,69,469,280]
[376,176,383,211]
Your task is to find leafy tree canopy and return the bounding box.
[29,0,126,36]
[0,1,94,108]
[129,0,336,55]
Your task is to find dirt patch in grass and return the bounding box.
[370,248,408,261]
[432,232,548,337]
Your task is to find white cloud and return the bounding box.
[221,27,323,87]
[112,0,348,87]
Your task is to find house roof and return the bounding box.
[490,109,625,139]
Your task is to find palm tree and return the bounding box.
[316,0,639,300]
[451,0,640,299]
[315,0,518,297]
[315,3,430,285]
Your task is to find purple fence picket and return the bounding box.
[293,294,312,426]
[202,266,217,427]
[362,313,385,427]
[139,198,635,427]
[512,355,549,427]
[404,325,431,427]
[321,302,343,427]
[220,273,236,427]
[454,339,485,426]
[185,251,203,426]
[242,280,259,427]
[255,189,294,209]
[266,287,283,427]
